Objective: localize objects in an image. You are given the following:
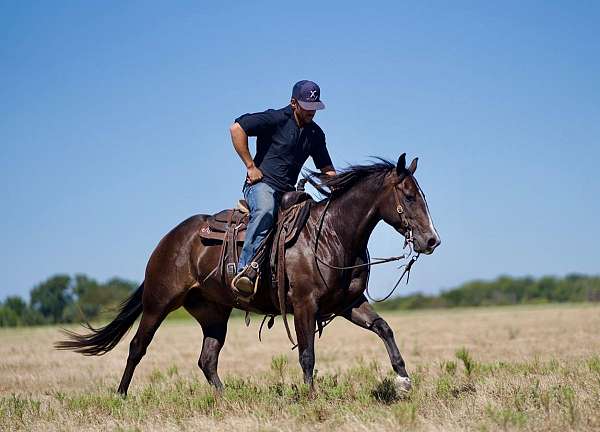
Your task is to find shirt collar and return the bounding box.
[283,104,313,129]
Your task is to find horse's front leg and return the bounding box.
[342,294,412,392]
[292,299,317,390]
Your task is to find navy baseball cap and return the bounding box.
[292,80,325,111]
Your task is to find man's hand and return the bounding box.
[246,165,264,184]
[320,165,336,177]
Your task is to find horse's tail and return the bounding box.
[55,282,144,356]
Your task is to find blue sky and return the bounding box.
[1,1,599,299]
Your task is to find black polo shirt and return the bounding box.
[235,105,332,193]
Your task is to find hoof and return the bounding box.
[394,375,412,392]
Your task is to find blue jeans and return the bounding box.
[237,182,281,270]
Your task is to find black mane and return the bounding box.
[305,158,395,197]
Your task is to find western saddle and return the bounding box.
[198,189,314,304]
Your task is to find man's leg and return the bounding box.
[234,182,278,293]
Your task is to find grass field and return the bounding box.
[1,304,600,431]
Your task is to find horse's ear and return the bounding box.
[396,153,406,176]
[408,157,418,175]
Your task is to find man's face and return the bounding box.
[291,98,316,126]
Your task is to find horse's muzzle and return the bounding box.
[415,235,441,255]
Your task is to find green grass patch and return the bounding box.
[455,347,477,377]
[0,395,41,424]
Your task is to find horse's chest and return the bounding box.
[285,239,367,309]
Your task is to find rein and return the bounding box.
[365,253,419,303]
[311,198,410,271]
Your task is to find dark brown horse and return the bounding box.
[57,153,440,396]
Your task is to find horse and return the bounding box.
[56,153,441,396]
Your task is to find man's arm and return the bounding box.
[230,122,263,184]
[231,109,281,184]
[311,128,335,177]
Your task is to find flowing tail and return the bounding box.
[55,282,144,356]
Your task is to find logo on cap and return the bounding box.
[292,80,326,110]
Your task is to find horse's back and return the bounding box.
[146,214,212,281]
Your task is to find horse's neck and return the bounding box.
[322,182,381,259]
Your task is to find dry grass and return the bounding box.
[1,303,600,431]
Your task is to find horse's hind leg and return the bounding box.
[117,308,167,396]
[117,279,186,396]
[342,294,412,392]
[184,296,232,390]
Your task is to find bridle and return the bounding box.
[392,181,414,248]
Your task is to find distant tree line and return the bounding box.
[376,274,600,311]
[0,275,137,327]
[2,273,599,327]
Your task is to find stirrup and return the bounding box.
[231,262,260,299]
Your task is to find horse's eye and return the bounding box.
[405,195,416,202]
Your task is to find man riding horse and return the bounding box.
[56,80,441,396]
[230,80,336,295]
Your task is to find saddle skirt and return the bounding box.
[198,190,314,303]
[199,204,250,243]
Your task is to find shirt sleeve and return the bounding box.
[310,129,333,170]
[235,109,280,136]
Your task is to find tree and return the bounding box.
[0,305,19,326]
[0,296,45,327]
[29,274,73,323]
[4,296,27,316]
[62,274,137,322]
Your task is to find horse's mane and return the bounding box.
[304,158,395,198]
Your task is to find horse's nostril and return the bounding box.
[427,237,438,248]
